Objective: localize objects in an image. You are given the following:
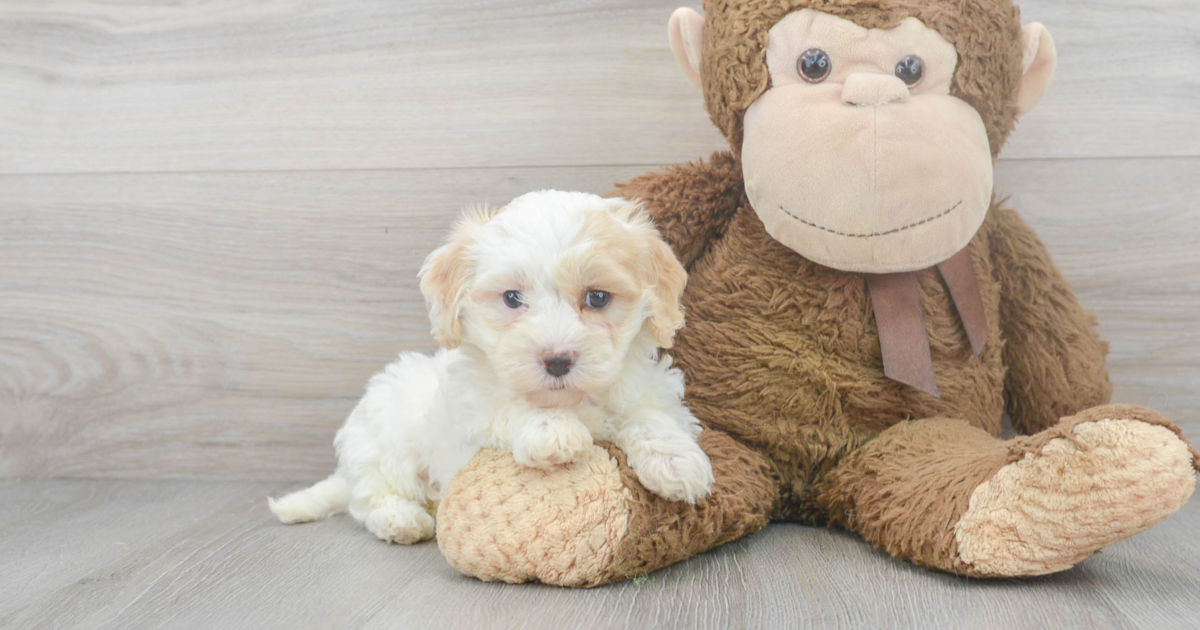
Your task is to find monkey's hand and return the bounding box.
[436,430,775,586]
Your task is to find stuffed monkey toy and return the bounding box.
[435,0,1199,586]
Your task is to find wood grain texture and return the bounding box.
[0,166,647,479]
[1,480,1198,629]
[0,479,269,616]
[3,159,1198,480]
[994,158,1200,432]
[0,0,1196,176]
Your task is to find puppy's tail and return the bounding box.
[268,473,351,524]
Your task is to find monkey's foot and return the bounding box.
[954,405,1198,576]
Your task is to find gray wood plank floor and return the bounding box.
[1,480,1198,630]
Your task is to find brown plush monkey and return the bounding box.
[436,0,1199,586]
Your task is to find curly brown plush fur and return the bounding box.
[619,156,1101,524]
[435,0,1198,585]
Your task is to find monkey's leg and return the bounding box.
[819,404,1198,577]
[436,429,777,587]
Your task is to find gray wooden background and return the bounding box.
[2,0,1197,482]
[2,2,1199,628]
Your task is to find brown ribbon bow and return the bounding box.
[864,247,988,398]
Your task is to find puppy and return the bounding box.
[269,190,714,544]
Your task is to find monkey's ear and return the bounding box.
[1016,22,1056,116]
[669,7,705,89]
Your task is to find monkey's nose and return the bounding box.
[542,352,575,377]
[841,73,910,107]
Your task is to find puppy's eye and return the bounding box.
[894,54,924,87]
[797,48,831,83]
[502,291,523,309]
[584,290,611,310]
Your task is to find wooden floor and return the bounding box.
[2,479,1198,630]
[2,1,1199,628]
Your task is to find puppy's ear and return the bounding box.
[637,210,688,348]
[419,207,490,349]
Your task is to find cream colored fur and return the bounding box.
[740,10,993,273]
[437,444,631,584]
[954,419,1197,576]
[1017,22,1056,115]
[669,10,1060,275]
[268,191,713,544]
[668,7,705,89]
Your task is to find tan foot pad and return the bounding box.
[954,419,1197,576]
[436,445,630,586]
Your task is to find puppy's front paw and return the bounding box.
[512,412,594,468]
[626,439,714,504]
[364,500,435,545]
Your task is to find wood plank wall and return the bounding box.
[2,0,1197,480]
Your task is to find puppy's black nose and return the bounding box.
[543,353,574,377]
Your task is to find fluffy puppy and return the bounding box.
[269,190,714,544]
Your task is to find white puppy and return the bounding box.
[269,190,714,544]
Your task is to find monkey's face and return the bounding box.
[741,9,993,273]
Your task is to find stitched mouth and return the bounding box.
[777,199,963,238]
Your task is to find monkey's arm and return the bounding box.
[436,429,776,586]
[985,206,1113,435]
[613,151,744,269]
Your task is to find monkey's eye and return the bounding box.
[797,48,832,83]
[894,54,924,87]
[503,290,524,309]
[584,290,611,310]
